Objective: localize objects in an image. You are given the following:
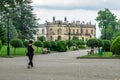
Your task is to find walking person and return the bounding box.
[27,40,34,69]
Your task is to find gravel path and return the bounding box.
[0,49,120,80]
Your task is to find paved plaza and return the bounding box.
[0,49,120,80]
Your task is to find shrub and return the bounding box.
[37,36,46,42]
[43,41,51,48]
[10,39,23,55]
[97,39,103,48]
[110,36,120,55]
[23,41,29,47]
[66,40,73,48]
[0,40,2,51]
[86,38,98,48]
[50,41,57,51]
[103,40,111,52]
[34,41,43,52]
[57,40,67,52]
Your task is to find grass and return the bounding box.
[0,46,42,57]
[77,52,120,59]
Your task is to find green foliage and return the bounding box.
[111,36,120,55]
[96,8,117,29]
[10,39,23,55]
[43,41,51,48]
[96,8,117,40]
[103,40,111,52]
[34,41,43,53]
[50,41,57,51]
[34,41,43,47]
[0,40,2,51]
[86,38,98,48]
[97,39,103,47]
[56,40,67,52]
[66,40,73,48]
[23,41,29,47]
[72,36,79,41]
[0,24,6,44]
[112,32,120,40]
[37,36,46,42]
[10,39,23,48]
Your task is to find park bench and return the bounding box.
[87,49,94,55]
[42,48,50,54]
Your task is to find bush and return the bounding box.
[57,40,67,52]
[0,40,2,51]
[34,41,43,47]
[37,36,46,42]
[97,39,103,48]
[86,38,98,48]
[111,36,120,55]
[10,39,23,55]
[43,41,51,48]
[23,41,29,47]
[66,40,73,48]
[103,40,111,52]
[34,41,43,52]
[50,41,57,51]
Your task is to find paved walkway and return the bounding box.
[0,49,120,80]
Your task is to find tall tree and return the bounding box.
[0,0,38,41]
[96,8,117,40]
[14,0,38,40]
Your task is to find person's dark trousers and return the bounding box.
[28,55,33,67]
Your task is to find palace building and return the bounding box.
[45,17,96,41]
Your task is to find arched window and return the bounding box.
[58,28,62,34]
[50,36,53,40]
[91,30,93,34]
[42,29,44,34]
[58,36,61,40]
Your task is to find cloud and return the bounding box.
[31,0,120,38]
[32,0,120,10]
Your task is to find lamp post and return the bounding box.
[68,23,71,49]
[4,5,10,56]
[7,14,10,56]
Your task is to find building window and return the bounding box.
[77,29,79,34]
[42,29,44,34]
[86,29,88,34]
[50,36,53,40]
[91,30,93,34]
[82,37,84,41]
[58,36,61,40]
[58,28,62,34]
[50,28,53,34]
[73,29,75,34]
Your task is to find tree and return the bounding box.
[0,0,39,41]
[10,39,23,55]
[96,8,117,40]
[12,0,38,40]
[37,36,46,42]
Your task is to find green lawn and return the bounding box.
[77,52,120,59]
[0,46,42,57]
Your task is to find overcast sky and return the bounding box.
[31,0,120,37]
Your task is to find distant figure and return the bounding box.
[27,40,34,69]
